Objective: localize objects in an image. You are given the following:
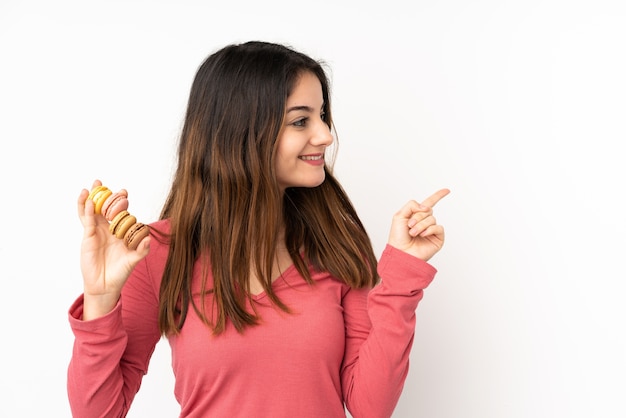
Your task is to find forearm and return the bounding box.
[343,245,436,418]
[67,296,137,418]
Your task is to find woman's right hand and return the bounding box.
[77,180,151,320]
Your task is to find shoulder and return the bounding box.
[146,217,170,246]
[138,219,172,281]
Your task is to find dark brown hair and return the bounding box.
[158,41,378,335]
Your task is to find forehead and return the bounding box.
[286,72,323,106]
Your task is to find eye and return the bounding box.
[320,111,326,121]
[292,117,308,127]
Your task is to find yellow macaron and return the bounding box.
[88,186,112,215]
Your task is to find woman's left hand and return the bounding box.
[387,188,450,261]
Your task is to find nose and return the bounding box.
[310,119,334,147]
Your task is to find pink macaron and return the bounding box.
[101,189,129,221]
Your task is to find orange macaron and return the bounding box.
[109,210,137,239]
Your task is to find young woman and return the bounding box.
[68,40,449,418]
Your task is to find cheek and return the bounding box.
[275,139,299,165]
[274,149,291,178]
[275,153,296,179]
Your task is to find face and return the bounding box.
[275,72,334,191]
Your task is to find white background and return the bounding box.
[1,0,625,417]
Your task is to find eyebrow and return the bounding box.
[286,104,324,113]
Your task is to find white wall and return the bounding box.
[1,0,624,417]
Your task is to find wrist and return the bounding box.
[82,292,121,321]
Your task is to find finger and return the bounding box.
[78,179,103,217]
[409,215,437,236]
[78,187,106,233]
[82,197,97,231]
[125,236,151,269]
[396,200,430,223]
[77,188,89,218]
[421,188,450,208]
[131,236,151,257]
[407,207,433,228]
[419,224,445,240]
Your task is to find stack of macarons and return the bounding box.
[88,185,150,250]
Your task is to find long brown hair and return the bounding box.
[158,41,378,335]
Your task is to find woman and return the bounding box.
[68,40,449,418]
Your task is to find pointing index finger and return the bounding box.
[421,188,450,208]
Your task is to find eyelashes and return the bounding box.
[291,112,326,127]
[292,117,307,127]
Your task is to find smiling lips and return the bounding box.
[299,154,324,165]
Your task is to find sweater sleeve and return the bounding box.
[67,256,162,418]
[341,244,437,418]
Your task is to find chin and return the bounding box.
[305,175,326,188]
[282,176,326,190]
